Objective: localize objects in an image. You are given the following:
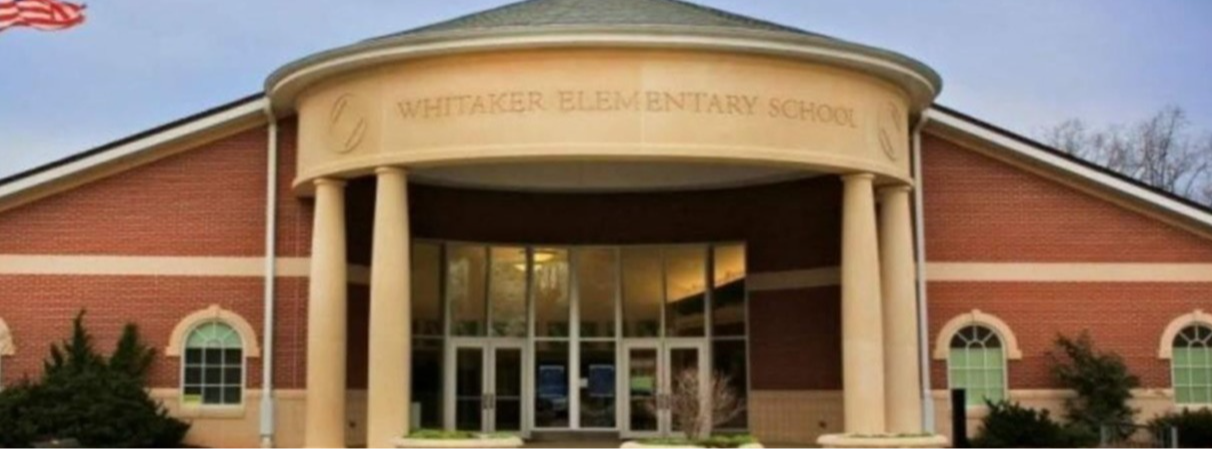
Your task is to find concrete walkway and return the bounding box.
[521,441,806,448]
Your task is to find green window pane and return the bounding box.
[950,370,967,388]
[1176,387,1193,404]
[1192,368,1210,385]
[186,322,242,349]
[951,350,968,367]
[1196,349,1212,367]
[1192,387,1210,404]
[1175,368,1191,386]
[985,387,1005,403]
[1174,348,1191,366]
[988,369,1005,389]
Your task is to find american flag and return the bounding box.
[0,0,86,33]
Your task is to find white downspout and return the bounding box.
[259,103,279,448]
[911,113,935,433]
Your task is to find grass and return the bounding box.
[637,434,757,448]
[405,429,518,440]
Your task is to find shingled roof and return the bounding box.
[370,0,831,41]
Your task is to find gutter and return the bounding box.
[911,113,935,433]
[259,105,279,447]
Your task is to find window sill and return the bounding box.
[177,404,247,420]
[1173,403,1211,412]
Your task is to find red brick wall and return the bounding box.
[922,134,1212,262]
[749,287,841,390]
[927,282,1210,389]
[922,132,1212,390]
[0,120,311,390]
[0,128,269,257]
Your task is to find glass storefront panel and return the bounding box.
[622,247,663,337]
[579,341,617,428]
[712,340,749,429]
[576,248,618,338]
[627,347,659,432]
[712,244,747,337]
[411,338,443,430]
[489,247,528,337]
[425,242,747,433]
[495,347,524,432]
[447,245,487,336]
[534,341,571,428]
[412,243,443,336]
[454,347,484,431]
[534,248,571,337]
[665,246,707,337]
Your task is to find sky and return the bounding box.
[1,0,1211,179]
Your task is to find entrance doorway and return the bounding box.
[620,340,709,439]
[445,339,529,437]
[416,242,750,437]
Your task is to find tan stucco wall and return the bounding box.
[750,390,843,444]
[153,389,369,448]
[294,48,913,190]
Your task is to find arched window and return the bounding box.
[1172,324,1212,406]
[948,325,1006,406]
[182,322,244,406]
[0,316,13,390]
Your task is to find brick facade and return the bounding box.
[0,120,311,389]
[1,114,1211,442]
[921,134,1212,390]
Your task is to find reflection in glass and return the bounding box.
[713,340,748,429]
[668,347,701,432]
[534,341,570,428]
[665,246,707,337]
[627,348,658,431]
[411,338,443,429]
[455,348,483,431]
[490,247,528,337]
[580,342,617,428]
[494,348,523,432]
[447,245,487,336]
[622,248,663,337]
[712,244,747,337]
[411,243,443,336]
[576,248,617,338]
[534,248,570,337]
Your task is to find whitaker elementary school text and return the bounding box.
[396,89,860,127]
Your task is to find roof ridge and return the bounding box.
[658,0,811,35]
[365,0,830,43]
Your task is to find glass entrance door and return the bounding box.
[620,340,708,439]
[446,340,528,436]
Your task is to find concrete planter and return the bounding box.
[817,434,950,448]
[393,435,525,448]
[621,441,763,448]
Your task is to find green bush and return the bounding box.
[0,311,190,447]
[971,401,1083,448]
[1148,408,1212,448]
[638,434,757,448]
[1048,332,1139,445]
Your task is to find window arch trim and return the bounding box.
[934,309,1022,360]
[1159,309,1212,359]
[167,305,260,358]
[0,316,13,356]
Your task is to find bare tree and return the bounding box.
[645,369,746,441]
[1040,106,1212,206]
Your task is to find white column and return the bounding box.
[880,185,923,433]
[840,173,887,435]
[366,167,412,447]
[305,178,348,448]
